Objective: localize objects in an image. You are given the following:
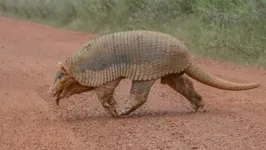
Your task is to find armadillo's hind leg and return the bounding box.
[161,74,204,111]
[119,79,156,116]
[94,77,123,117]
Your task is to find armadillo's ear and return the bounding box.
[60,67,67,74]
[57,61,63,68]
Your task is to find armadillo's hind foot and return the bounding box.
[119,79,156,116]
[95,78,123,117]
[161,73,205,112]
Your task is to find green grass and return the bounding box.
[1,0,266,67]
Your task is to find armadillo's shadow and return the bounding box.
[113,110,205,120]
[60,109,219,123]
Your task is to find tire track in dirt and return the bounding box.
[0,17,266,150]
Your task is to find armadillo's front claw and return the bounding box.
[56,97,60,106]
[102,102,119,117]
[107,108,119,117]
[105,107,119,117]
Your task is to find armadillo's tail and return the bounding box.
[184,62,260,91]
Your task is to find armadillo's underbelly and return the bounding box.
[65,30,192,87]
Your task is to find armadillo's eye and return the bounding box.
[54,71,64,82]
[57,72,64,80]
[58,74,63,79]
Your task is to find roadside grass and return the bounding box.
[1,0,266,68]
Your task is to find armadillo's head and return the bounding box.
[48,61,94,106]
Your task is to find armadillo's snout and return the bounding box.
[48,86,62,106]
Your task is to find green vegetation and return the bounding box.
[1,0,266,67]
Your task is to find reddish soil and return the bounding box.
[0,17,266,150]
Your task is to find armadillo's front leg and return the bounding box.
[119,79,156,116]
[94,78,122,117]
[161,74,204,111]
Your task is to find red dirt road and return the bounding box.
[0,17,266,150]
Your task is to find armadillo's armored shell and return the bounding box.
[62,30,192,87]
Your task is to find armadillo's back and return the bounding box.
[62,30,192,87]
